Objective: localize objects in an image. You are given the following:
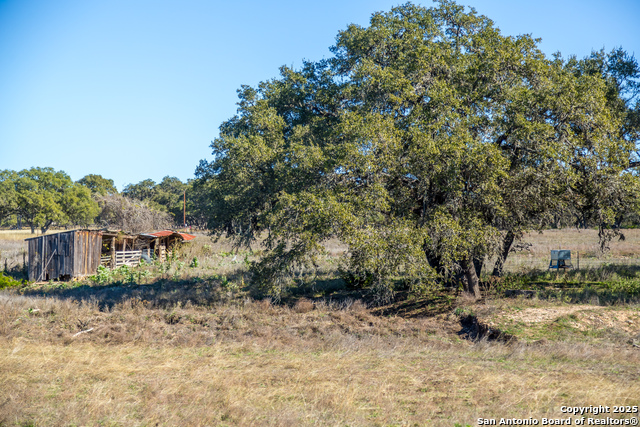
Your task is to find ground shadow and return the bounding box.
[15,273,459,319]
[370,290,457,318]
[16,272,251,311]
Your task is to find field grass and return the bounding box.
[500,228,640,272]
[1,228,640,426]
[2,293,639,426]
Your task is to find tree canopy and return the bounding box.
[3,167,100,233]
[78,174,119,196]
[122,176,189,225]
[196,1,640,300]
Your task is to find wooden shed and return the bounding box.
[26,230,103,282]
[138,230,196,262]
[99,230,196,268]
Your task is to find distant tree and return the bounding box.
[122,176,187,225]
[77,174,118,196]
[155,176,187,223]
[14,167,99,233]
[0,170,18,225]
[63,184,102,228]
[185,178,209,228]
[122,179,156,202]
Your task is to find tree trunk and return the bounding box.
[41,221,52,235]
[492,230,515,277]
[461,257,481,300]
[473,256,484,278]
[424,242,446,278]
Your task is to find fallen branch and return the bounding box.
[72,328,94,338]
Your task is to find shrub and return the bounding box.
[294,298,314,313]
[0,272,22,289]
[608,278,640,296]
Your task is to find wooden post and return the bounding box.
[41,236,45,281]
[111,237,116,268]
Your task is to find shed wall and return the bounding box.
[73,231,102,277]
[27,230,102,281]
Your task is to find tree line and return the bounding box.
[0,169,205,234]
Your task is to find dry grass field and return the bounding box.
[501,228,640,272]
[1,228,640,426]
[2,294,639,426]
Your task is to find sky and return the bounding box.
[1,0,639,191]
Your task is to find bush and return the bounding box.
[0,272,22,289]
[608,278,640,296]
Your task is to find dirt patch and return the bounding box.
[487,305,640,339]
[499,305,607,324]
[571,310,640,334]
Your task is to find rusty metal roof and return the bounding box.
[140,230,196,241]
[145,230,174,238]
[177,232,196,241]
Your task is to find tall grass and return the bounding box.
[1,291,639,426]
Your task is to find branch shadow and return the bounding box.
[17,271,251,311]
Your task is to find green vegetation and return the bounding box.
[194,1,640,302]
[0,272,22,290]
[122,176,205,226]
[0,172,196,233]
[77,174,118,196]
[0,167,99,233]
[2,2,639,303]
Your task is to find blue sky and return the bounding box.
[1,0,639,190]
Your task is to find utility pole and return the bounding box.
[183,189,186,228]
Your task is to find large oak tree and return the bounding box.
[196,1,640,300]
